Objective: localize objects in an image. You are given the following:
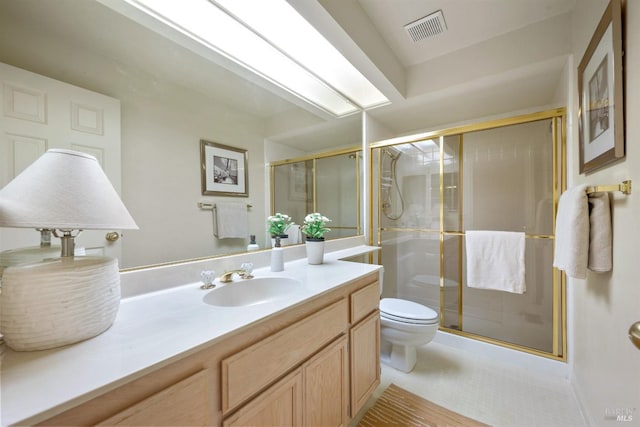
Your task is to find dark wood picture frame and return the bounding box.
[578,0,624,174]
[200,139,249,197]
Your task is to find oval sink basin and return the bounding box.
[203,277,302,307]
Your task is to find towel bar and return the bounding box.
[585,180,631,195]
[198,202,252,210]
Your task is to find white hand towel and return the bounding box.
[553,185,589,279]
[287,224,302,245]
[587,192,612,272]
[465,230,526,294]
[214,202,248,239]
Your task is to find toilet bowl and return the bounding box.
[379,297,439,373]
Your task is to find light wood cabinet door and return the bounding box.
[349,310,380,416]
[222,299,348,414]
[303,335,349,427]
[223,369,303,427]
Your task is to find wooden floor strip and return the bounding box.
[358,383,489,427]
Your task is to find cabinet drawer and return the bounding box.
[350,280,379,324]
[222,298,348,414]
[97,370,210,426]
[223,368,303,427]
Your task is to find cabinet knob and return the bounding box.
[105,231,120,242]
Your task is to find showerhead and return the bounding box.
[383,146,402,161]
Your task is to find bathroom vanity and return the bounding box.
[0,250,381,426]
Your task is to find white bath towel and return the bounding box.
[214,202,248,239]
[287,224,302,245]
[587,192,612,273]
[553,185,589,279]
[465,230,526,294]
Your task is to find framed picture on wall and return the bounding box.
[288,162,307,201]
[577,0,624,174]
[200,139,248,197]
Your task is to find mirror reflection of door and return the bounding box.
[0,62,123,263]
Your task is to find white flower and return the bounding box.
[302,212,331,239]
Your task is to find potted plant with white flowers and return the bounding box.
[301,212,331,264]
[267,213,292,247]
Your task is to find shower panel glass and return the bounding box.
[271,148,361,240]
[272,159,313,230]
[457,120,556,353]
[373,109,565,359]
[317,153,360,238]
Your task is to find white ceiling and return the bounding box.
[314,0,576,137]
[356,0,576,67]
[0,0,578,150]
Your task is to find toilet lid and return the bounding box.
[380,298,439,323]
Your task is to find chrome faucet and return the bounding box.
[219,267,254,283]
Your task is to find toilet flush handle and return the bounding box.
[629,322,640,350]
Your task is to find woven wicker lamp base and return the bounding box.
[0,256,120,351]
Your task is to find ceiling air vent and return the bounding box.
[404,10,447,43]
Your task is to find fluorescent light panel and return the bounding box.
[125,0,388,117]
[213,0,389,110]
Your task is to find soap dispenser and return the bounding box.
[247,235,259,251]
[270,236,284,272]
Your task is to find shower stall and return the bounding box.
[370,109,566,359]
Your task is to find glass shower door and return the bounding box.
[455,119,556,353]
[373,110,565,358]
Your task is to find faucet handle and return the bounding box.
[240,262,254,278]
[200,269,216,289]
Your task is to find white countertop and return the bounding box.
[0,247,381,426]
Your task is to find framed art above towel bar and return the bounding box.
[200,139,249,197]
[577,0,624,174]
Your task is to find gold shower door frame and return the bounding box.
[370,108,567,361]
[269,146,362,237]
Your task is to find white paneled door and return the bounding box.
[0,62,124,261]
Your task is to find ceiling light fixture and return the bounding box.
[123,0,389,117]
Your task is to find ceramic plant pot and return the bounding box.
[305,238,325,265]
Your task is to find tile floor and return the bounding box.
[351,341,586,427]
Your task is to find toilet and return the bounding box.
[378,269,440,373]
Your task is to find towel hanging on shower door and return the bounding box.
[465,230,526,294]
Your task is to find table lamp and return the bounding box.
[0,149,138,351]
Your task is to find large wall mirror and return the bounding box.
[0,0,363,269]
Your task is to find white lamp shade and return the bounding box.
[0,149,137,230]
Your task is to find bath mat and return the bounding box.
[358,383,488,427]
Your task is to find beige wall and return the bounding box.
[570,1,640,424]
[119,83,267,268]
